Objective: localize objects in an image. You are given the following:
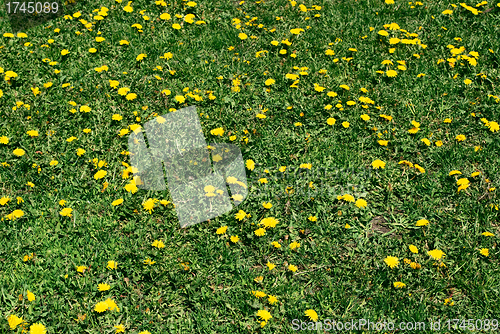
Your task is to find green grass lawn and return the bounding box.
[1,0,500,333]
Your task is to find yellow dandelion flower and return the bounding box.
[305,309,318,321]
[371,159,386,169]
[265,78,275,86]
[393,282,406,288]
[216,226,228,235]
[256,309,272,322]
[384,256,399,268]
[255,228,266,236]
[427,249,445,260]
[107,261,117,269]
[13,148,26,156]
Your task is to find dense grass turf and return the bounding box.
[1,0,500,333]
